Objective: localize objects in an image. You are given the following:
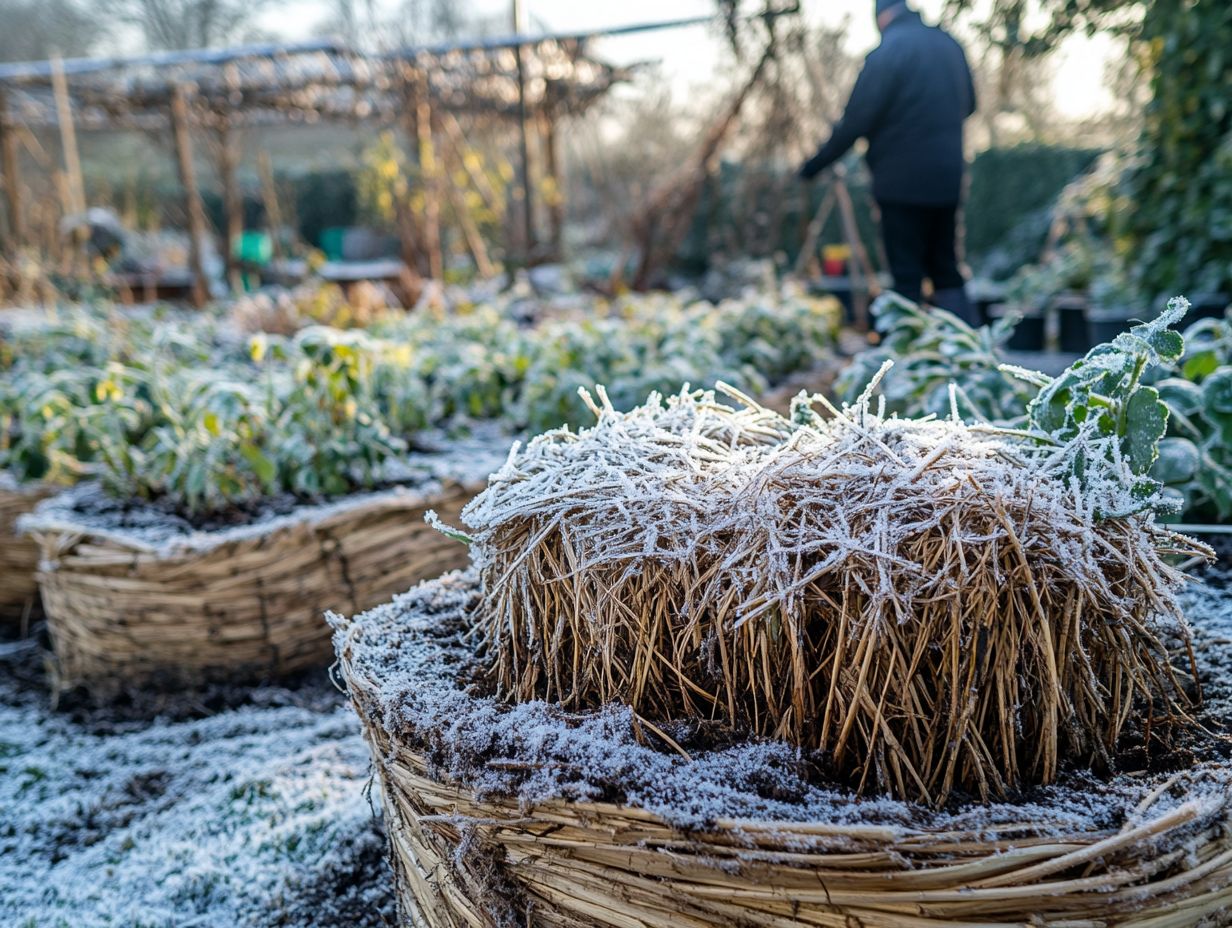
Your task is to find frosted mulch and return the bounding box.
[17,428,512,557]
[335,570,1232,837]
[0,660,393,928]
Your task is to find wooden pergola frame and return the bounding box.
[0,36,631,303]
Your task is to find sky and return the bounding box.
[256,0,1117,119]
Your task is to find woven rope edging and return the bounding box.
[335,577,1232,928]
[29,483,477,694]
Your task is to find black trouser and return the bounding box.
[876,200,967,308]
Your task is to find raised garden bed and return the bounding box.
[0,475,54,629]
[336,573,1232,928]
[335,372,1232,927]
[21,446,504,695]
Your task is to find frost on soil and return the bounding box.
[0,566,1229,928]
[0,653,395,928]
[334,569,1232,839]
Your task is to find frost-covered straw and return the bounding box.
[458,386,1211,805]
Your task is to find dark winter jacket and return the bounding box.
[800,10,976,207]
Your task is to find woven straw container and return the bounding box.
[0,477,54,629]
[335,575,1232,928]
[24,475,482,694]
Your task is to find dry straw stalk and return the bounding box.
[28,485,474,694]
[462,388,1210,805]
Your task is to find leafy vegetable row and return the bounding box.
[0,291,841,517]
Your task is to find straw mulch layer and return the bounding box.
[24,482,477,694]
[461,390,1211,805]
[0,480,53,629]
[334,574,1232,928]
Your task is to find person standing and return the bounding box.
[799,0,977,322]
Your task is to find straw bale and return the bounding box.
[460,388,1212,804]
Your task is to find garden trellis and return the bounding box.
[0,32,634,301]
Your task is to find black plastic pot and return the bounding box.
[969,281,1008,328]
[990,304,1047,352]
[1054,293,1091,354]
[1087,310,1136,346]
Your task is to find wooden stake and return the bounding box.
[216,119,243,292]
[412,71,443,281]
[49,54,86,218]
[793,186,837,278]
[834,177,879,330]
[256,149,284,263]
[169,84,209,308]
[540,106,564,260]
[443,160,495,279]
[440,113,503,217]
[0,88,25,257]
[512,0,536,265]
[629,41,774,290]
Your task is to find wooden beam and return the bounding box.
[440,113,502,216]
[0,88,25,256]
[443,155,495,279]
[216,119,243,291]
[169,84,209,307]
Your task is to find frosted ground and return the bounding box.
[2,556,1231,928]
[0,652,395,927]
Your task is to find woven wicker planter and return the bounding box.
[335,575,1232,928]
[0,477,54,629]
[23,471,485,694]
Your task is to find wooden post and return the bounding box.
[256,149,284,262]
[217,119,243,291]
[169,84,209,307]
[412,70,443,281]
[539,106,564,260]
[0,88,25,257]
[512,0,536,264]
[50,54,86,217]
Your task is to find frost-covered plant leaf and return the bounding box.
[836,292,1033,424]
[1024,298,1189,513]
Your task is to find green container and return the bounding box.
[232,231,273,265]
[319,227,347,262]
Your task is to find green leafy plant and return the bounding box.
[1015,297,1187,514]
[836,293,1034,422]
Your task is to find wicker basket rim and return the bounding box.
[20,478,483,557]
[0,476,57,500]
[335,573,1232,843]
